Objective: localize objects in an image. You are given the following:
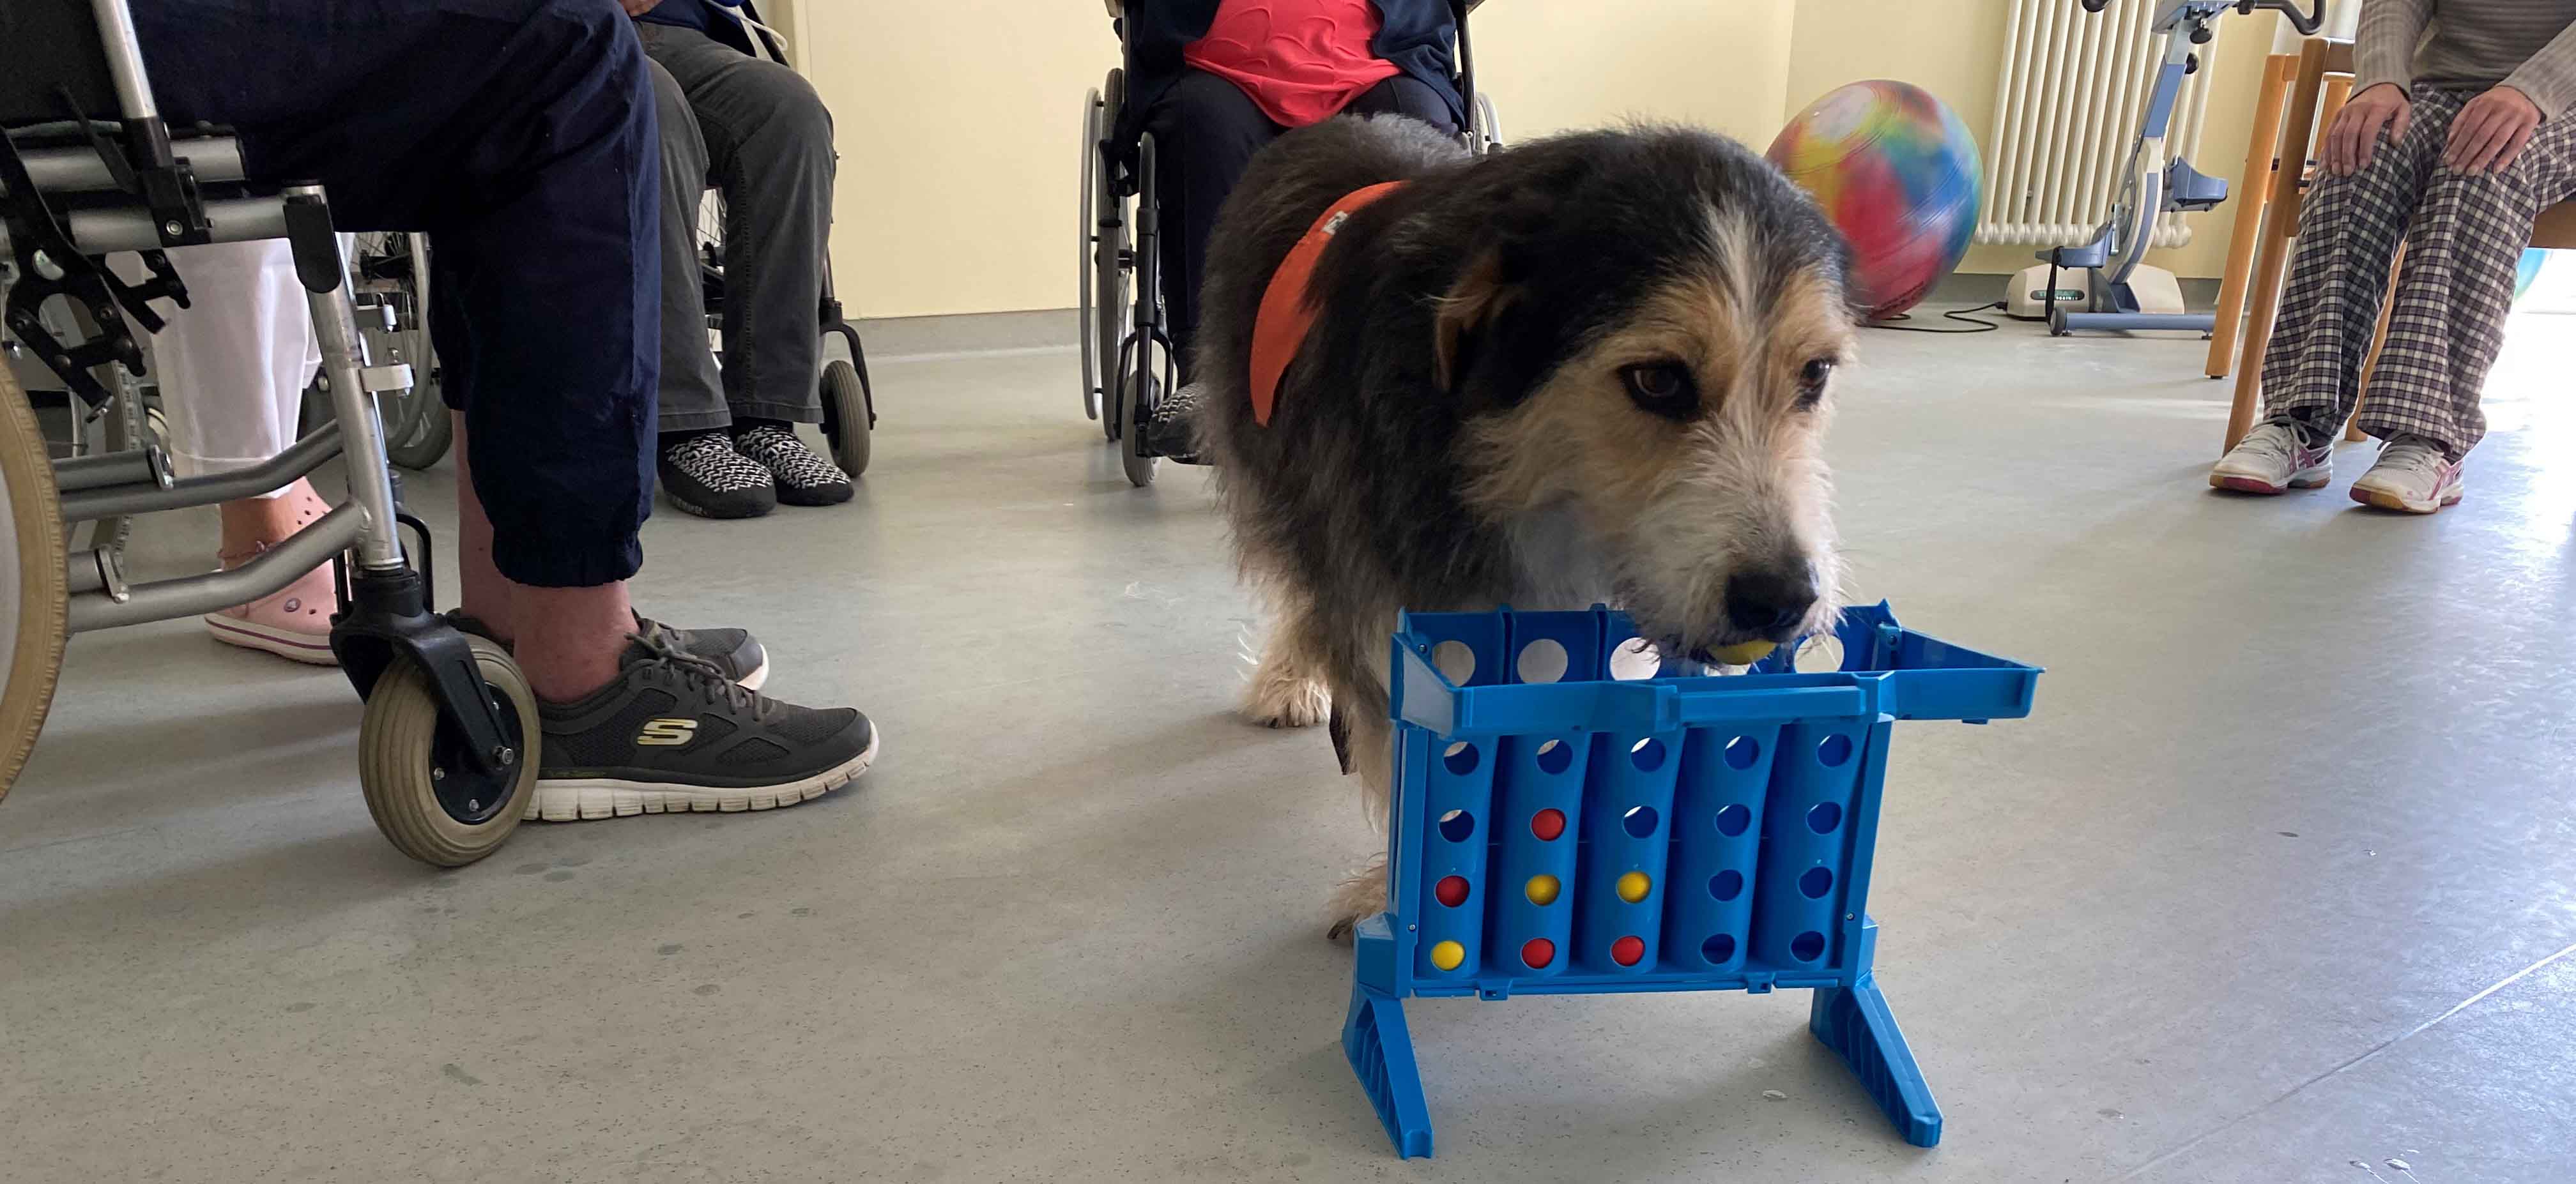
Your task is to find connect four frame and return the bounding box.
[1343,602,2041,1157]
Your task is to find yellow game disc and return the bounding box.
[1525,874,1561,906]
[1711,640,1776,665]
[1616,870,1652,903]
[1429,940,1466,971]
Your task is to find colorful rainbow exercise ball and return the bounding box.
[1765,79,1984,321]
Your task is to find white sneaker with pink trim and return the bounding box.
[2349,436,2464,515]
[2209,421,2332,494]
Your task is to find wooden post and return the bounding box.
[2225,40,2334,455]
[2207,55,2296,380]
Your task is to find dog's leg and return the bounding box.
[1243,614,1332,729]
[1326,854,1390,943]
[1325,706,1397,941]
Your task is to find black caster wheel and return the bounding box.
[1121,368,1158,489]
[822,358,871,478]
[358,634,539,867]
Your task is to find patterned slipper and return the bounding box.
[734,424,853,507]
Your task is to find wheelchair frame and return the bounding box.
[1076,0,1502,489]
[1,0,540,865]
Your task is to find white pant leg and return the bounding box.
[147,239,321,497]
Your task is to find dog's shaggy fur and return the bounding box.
[1193,118,1858,932]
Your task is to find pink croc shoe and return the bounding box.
[204,543,339,665]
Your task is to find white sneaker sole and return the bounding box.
[736,652,770,692]
[524,729,877,822]
[2350,479,2464,515]
[205,614,340,665]
[2209,464,2330,495]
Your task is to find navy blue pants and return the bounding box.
[131,0,659,588]
[1144,70,1454,383]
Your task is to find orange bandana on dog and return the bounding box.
[1248,181,1405,426]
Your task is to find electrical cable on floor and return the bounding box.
[1864,300,2009,333]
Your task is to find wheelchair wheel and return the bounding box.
[377,233,452,470]
[358,634,538,867]
[0,363,68,803]
[822,358,871,478]
[1121,365,1158,489]
[1092,70,1131,442]
[1078,85,1104,422]
[385,394,451,471]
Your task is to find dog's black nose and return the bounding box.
[1724,568,1816,639]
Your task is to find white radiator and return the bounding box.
[1976,0,2228,249]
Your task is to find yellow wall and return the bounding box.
[804,1,1110,319]
[1779,0,2277,279]
[801,0,2274,318]
[1472,0,1795,146]
[804,1,1796,319]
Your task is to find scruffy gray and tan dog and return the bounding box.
[1192,116,1856,932]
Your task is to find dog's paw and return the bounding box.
[1243,671,1331,729]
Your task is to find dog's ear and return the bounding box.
[1434,162,1589,400]
[1433,248,1513,393]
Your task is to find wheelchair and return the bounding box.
[695,187,877,479]
[1075,0,1502,488]
[1,0,540,865]
[337,232,451,470]
[333,3,876,478]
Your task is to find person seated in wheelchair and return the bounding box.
[627,0,851,519]
[1105,0,1481,455]
[2211,0,2576,514]
[116,0,876,821]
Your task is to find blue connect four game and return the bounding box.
[1342,602,2041,1158]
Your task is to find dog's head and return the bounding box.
[1439,128,1855,662]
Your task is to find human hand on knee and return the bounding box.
[2326,83,2411,176]
[2442,86,2543,175]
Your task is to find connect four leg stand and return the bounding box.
[1810,974,1942,1148]
[1342,979,1434,1158]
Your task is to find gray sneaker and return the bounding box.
[528,630,876,821]
[447,611,769,690]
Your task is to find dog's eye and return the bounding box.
[1795,358,1836,410]
[1620,363,1698,420]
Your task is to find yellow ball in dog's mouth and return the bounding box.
[1710,640,1777,666]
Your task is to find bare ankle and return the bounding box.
[510,581,634,705]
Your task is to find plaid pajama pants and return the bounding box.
[2262,86,2576,459]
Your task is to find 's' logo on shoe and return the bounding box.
[637,718,699,746]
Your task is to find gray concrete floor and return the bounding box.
[6,314,2576,1183]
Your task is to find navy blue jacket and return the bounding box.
[1114,0,1463,146]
